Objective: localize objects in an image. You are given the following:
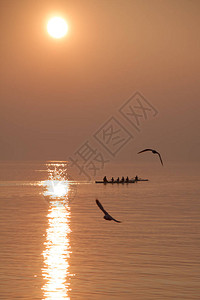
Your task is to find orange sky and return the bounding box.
[0,0,199,162]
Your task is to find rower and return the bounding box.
[135,175,138,182]
[116,177,120,183]
[121,176,125,182]
[111,177,114,183]
[103,176,108,183]
[125,176,129,182]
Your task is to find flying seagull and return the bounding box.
[96,199,121,223]
[138,148,163,166]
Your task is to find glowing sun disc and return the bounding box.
[47,17,68,39]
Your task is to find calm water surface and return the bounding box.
[0,161,199,299]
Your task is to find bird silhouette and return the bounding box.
[96,199,121,223]
[138,148,163,166]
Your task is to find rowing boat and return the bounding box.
[95,179,148,184]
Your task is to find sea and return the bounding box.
[0,161,199,300]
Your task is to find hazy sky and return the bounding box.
[0,0,200,162]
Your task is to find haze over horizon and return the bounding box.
[1,0,200,163]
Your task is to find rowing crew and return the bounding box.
[103,175,139,183]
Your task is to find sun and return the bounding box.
[47,17,68,39]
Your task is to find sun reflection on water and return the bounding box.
[43,180,69,198]
[42,163,72,300]
[42,164,69,200]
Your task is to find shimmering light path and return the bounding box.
[42,163,72,300]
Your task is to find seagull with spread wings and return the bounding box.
[96,199,121,223]
[138,148,163,166]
